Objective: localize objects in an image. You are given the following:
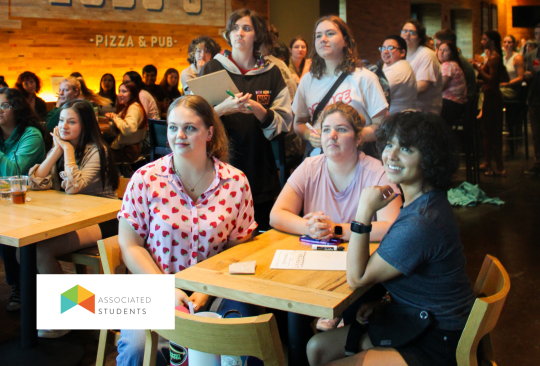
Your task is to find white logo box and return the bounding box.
[37,274,175,329]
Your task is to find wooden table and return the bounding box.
[0,190,121,364]
[175,229,378,319]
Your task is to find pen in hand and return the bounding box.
[226,90,253,111]
[306,123,319,136]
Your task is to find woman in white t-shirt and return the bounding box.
[500,35,525,100]
[292,15,388,157]
[380,35,417,114]
[401,19,443,115]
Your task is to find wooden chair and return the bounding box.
[148,119,171,162]
[143,311,285,366]
[95,235,124,366]
[456,255,511,366]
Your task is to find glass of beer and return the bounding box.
[9,176,29,204]
[0,177,11,204]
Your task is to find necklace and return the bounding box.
[172,159,210,192]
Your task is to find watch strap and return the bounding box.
[351,221,372,234]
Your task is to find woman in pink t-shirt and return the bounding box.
[116,95,258,365]
[437,41,467,127]
[270,102,401,243]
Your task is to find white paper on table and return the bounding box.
[270,250,347,271]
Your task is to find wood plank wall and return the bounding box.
[0,0,268,101]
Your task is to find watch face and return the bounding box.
[335,226,343,236]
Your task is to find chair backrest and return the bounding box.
[97,235,123,275]
[148,119,172,162]
[116,176,131,199]
[456,255,510,366]
[143,311,285,366]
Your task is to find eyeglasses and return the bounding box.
[379,46,402,52]
[0,103,12,112]
[401,29,418,36]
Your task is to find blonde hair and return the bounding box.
[315,102,365,150]
[62,76,112,107]
[167,95,229,162]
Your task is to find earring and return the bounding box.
[206,140,211,149]
[166,141,170,147]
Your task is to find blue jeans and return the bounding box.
[116,298,263,366]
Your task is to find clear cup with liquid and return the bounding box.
[9,176,29,204]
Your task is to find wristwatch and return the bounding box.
[333,225,343,238]
[350,221,372,234]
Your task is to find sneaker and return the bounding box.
[524,166,540,176]
[37,329,71,338]
[7,285,21,312]
[316,316,342,332]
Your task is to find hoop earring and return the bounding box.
[166,141,170,147]
[206,140,211,149]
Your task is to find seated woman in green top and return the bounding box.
[0,87,48,313]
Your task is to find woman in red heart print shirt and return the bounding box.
[115,95,259,366]
[117,95,257,302]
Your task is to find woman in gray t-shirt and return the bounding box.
[307,111,474,366]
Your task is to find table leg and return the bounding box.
[20,244,38,349]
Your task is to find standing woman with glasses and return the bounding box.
[293,15,388,158]
[471,31,507,176]
[0,87,47,313]
[400,19,443,115]
[380,35,417,114]
[289,36,311,84]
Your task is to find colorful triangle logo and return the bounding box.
[61,285,95,314]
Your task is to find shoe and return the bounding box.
[316,316,342,332]
[7,285,21,312]
[524,166,540,176]
[338,318,344,328]
[37,329,71,338]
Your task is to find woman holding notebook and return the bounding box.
[199,8,293,230]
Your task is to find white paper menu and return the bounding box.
[270,250,347,271]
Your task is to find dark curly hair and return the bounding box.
[187,36,221,65]
[15,71,42,98]
[0,87,52,151]
[376,111,458,191]
[224,8,268,53]
[310,15,360,80]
